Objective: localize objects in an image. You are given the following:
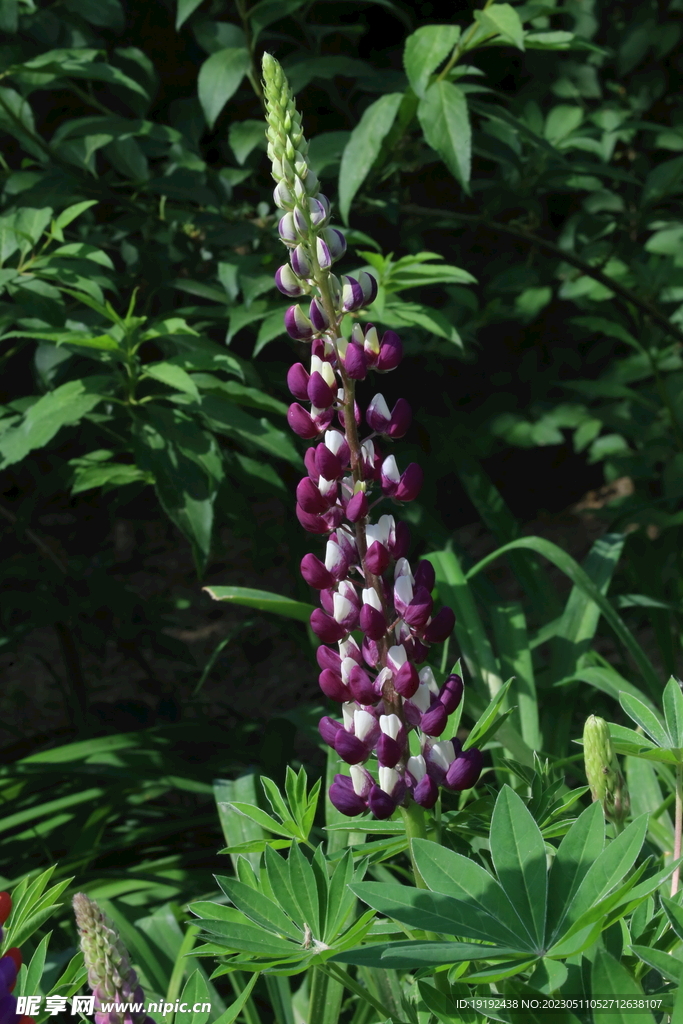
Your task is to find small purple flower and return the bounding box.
[346,490,369,522]
[377,330,403,371]
[285,305,315,341]
[276,264,306,296]
[311,608,347,643]
[321,227,347,262]
[319,668,349,702]
[329,766,372,816]
[307,371,337,408]
[445,748,484,791]
[309,297,332,332]
[439,674,464,714]
[422,606,456,644]
[290,244,312,279]
[301,552,335,589]
[365,540,390,575]
[365,395,412,439]
[287,363,310,399]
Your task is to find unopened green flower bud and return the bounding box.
[583,715,630,829]
[262,53,319,198]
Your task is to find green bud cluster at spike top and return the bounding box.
[262,53,484,820]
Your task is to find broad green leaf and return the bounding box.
[630,944,681,984]
[546,801,604,941]
[175,970,211,1024]
[338,93,403,223]
[287,842,322,936]
[375,299,463,347]
[350,881,514,944]
[132,413,218,574]
[476,4,525,50]
[490,787,546,947]
[200,394,301,465]
[0,377,109,469]
[264,845,308,928]
[177,0,204,29]
[194,918,300,957]
[226,802,299,839]
[557,815,648,935]
[54,200,98,230]
[214,775,265,873]
[591,948,656,1024]
[229,119,269,165]
[203,586,312,623]
[198,48,250,128]
[411,839,529,948]
[619,693,670,748]
[218,879,303,942]
[332,940,521,968]
[71,461,151,495]
[418,80,471,188]
[144,361,200,400]
[403,25,461,99]
[211,973,259,1024]
[663,677,683,748]
[661,893,683,942]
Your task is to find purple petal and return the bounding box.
[422,606,456,643]
[296,477,330,514]
[301,553,335,589]
[347,665,377,705]
[317,645,341,673]
[276,264,305,296]
[329,776,367,816]
[319,716,342,746]
[439,674,464,715]
[413,774,439,809]
[376,734,403,769]
[318,668,348,701]
[394,661,419,698]
[334,730,371,765]
[344,341,367,380]
[346,491,368,522]
[368,785,397,819]
[420,702,448,737]
[387,397,412,438]
[285,305,314,341]
[413,560,435,592]
[296,504,330,534]
[364,540,390,575]
[445,748,484,791]
[309,297,332,332]
[396,463,423,501]
[359,604,386,641]
[307,371,336,408]
[287,363,310,400]
[377,330,403,371]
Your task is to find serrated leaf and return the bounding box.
[476,4,525,50]
[403,25,461,99]
[144,361,200,400]
[418,80,471,188]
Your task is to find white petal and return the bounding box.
[350,764,370,796]
[407,754,426,782]
[394,575,414,606]
[419,666,438,695]
[340,657,357,683]
[387,644,407,670]
[367,393,391,421]
[394,556,414,582]
[379,713,401,740]
[325,540,343,572]
[410,682,432,713]
[321,361,336,387]
[325,429,345,455]
[429,740,455,770]
[362,587,382,611]
[354,710,375,742]
[378,766,400,795]
[333,593,353,623]
[382,455,400,484]
[342,701,360,731]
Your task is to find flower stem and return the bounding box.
[308,965,344,1024]
[399,800,429,889]
[672,761,683,896]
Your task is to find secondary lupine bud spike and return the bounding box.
[583,715,630,828]
[73,893,155,1024]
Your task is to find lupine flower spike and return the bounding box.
[73,894,155,1024]
[263,53,483,819]
[0,892,34,1024]
[583,715,629,832]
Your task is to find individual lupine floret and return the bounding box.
[329,765,374,816]
[380,456,424,501]
[73,893,155,1024]
[366,395,412,439]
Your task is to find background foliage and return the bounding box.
[1,0,683,1020]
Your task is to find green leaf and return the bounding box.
[338,93,403,223]
[203,586,312,623]
[229,119,267,165]
[619,692,671,748]
[464,536,661,700]
[417,80,471,189]
[630,944,681,985]
[546,802,604,941]
[476,4,525,50]
[177,0,205,29]
[663,677,683,748]
[287,842,322,935]
[403,25,461,99]
[214,775,265,874]
[0,377,109,469]
[554,815,648,937]
[463,678,513,751]
[132,411,218,574]
[63,0,124,29]
[195,917,300,957]
[591,947,656,1024]
[490,787,546,948]
[200,394,301,465]
[1,328,122,352]
[376,298,463,347]
[332,940,521,968]
[218,878,303,941]
[212,973,260,1024]
[350,881,514,945]
[198,48,251,128]
[227,802,300,839]
[411,838,529,948]
[660,893,683,942]
[54,200,98,230]
[144,361,201,400]
[491,603,540,749]
[175,970,211,1024]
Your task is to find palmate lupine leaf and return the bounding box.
[334,787,667,971]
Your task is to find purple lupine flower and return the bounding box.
[262,51,482,820]
[73,893,155,1024]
